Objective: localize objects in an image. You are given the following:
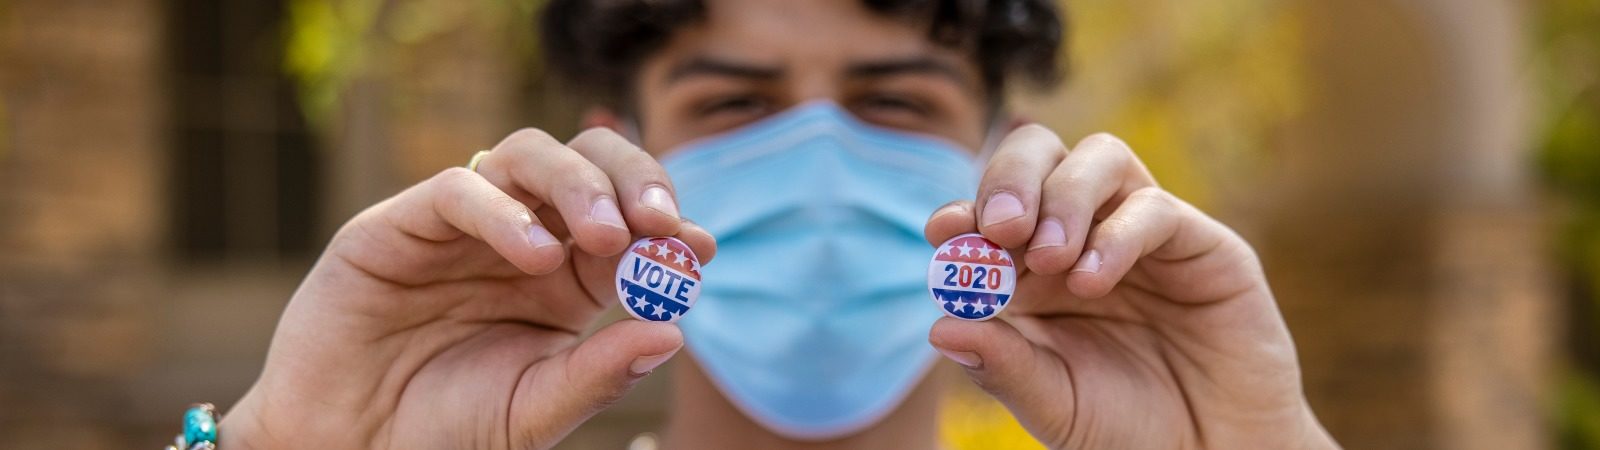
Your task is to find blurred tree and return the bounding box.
[1536,0,1600,448]
[1019,0,1304,210]
[283,0,542,128]
[282,0,558,230]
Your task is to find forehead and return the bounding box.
[676,0,962,69]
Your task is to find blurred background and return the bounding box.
[0,0,1595,448]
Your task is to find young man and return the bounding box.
[214,0,1338,448]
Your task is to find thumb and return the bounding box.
[929,317,1075,442]
[513,319,683,445]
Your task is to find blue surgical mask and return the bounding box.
[661,102,980,440]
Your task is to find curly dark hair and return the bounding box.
[539,0,1066,111]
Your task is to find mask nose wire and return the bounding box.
[625,106,1009,174]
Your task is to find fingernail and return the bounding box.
[981,192,1025,227]
[1071,249,1102,274]
[639,185,679,219]
[936,347,982,369]
[929,203,968,221]
[528,225,561,248]
[629,346,681,376]
[590,197,627,230]
[1029,217,1067,250]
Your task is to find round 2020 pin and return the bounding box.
[616,236,702,323]
[928,233,1016,321]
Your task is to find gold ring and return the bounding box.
[466,150,492,172]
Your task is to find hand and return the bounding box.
[220,128,715,449]
[925,127,1337,448]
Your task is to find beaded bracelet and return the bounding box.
[164,403,219,450]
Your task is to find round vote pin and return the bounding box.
[928,233,1017,321]
[616,236,702,323]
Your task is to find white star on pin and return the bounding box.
[647,303,662,317]
[956,243,973,257]
[655,244,671,258]
[672,251,687,265]
[981,247,995,259]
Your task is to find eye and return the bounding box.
[856,94,925,114]
[850,92,932,128]
[696,95,771,119]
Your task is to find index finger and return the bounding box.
[925,200,979,247]
[565,127,683,238]
[475,128,634,256]
[975,124,1067,248]
[363,167,566,278]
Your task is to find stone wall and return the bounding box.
[0,0,170,446]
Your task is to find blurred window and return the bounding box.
[166,0,320,262]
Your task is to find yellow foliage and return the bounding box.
[1021,0,1305,208]
[940,384,1047,450]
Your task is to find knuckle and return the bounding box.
[569,126,625,148]
[1047,166,1090,190]
[329,213,382,251]
[507,127,555,144]
[563,372,629,417]
[542,146,585,170]
[936,200,974,214]
[969,375,1003,396]
[1016,122,1052,135]
[1080,132,1134,159]
[497,129,563,162]
[484,195,530,220]
[432,166,478,188]
[590,385,629,410]
[983,157,1032,182]
[1044,173,1097,210]
[1097,214,1141,238]
[1014,123,1060,143]
[1000,124,1067,157]
[1086,132,1127,149]
[1127,186,1175,207]
[532,144,599,179]
[562,156,611,184]
[928,201,974,222]
[618,149,665,176]
[437,165,473,178]
[552,161,615,196]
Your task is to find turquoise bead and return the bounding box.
[182,405,218,445]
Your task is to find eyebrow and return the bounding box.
[664,55,973,88]
[665,57,784,84]
[845,57,972,88]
